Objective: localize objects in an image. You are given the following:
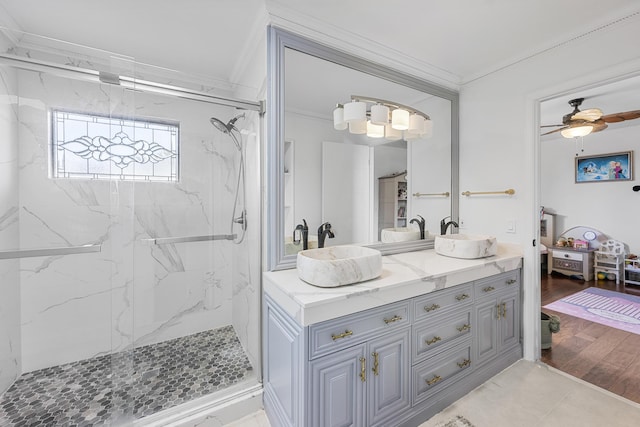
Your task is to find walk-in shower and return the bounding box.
[0,33,262,426]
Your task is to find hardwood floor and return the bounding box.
[541,272,640,404]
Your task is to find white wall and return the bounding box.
[458,16,640,360]
[0,63,21,394]
[542,126,639,251]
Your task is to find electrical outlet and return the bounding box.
[506,220,516,233]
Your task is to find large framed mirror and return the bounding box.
[267,26,459,270]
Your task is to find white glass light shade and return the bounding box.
[343,101,367,123]
[403,130,421,140]
[423,119,433,138]
[366,121,384,138]
[561,125,592,138]
[370,104,389,125]
[349,120,367,134]
[333,106,347,130]
[391,108,410,130]
[408,114,426,135]
[384,124,402,141]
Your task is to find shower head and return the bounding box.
[210,113,245,134]
[210,113,245,150]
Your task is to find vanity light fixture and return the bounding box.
[333,95,432,140]
[560,125,593,139]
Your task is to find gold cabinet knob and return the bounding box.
[426,336,442,345]
[424,304,440,312]
[426,375,442,386]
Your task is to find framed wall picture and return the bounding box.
[575,151,633,183]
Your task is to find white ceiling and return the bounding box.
[1,0,639,87]
[1,0,639,133]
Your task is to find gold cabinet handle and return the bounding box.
[502,302,507,318]
[506,279,517,285]
[332,330,353,341]
[372,352,379,376]
[483,286,495,293]
[456,324,471,332]
[457,359,471,369]
[383,315,402,324]
[426,375,442,386]
[426,336,442,345]
[456,293,470,301]
[496,305,501,319]
[359,357,366,382]
[424,304,440,312]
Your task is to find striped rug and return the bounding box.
[544,287,640,334]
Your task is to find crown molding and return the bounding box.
[265,1,461,91]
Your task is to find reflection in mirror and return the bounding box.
[267,27,459,270]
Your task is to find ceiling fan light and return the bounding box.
[349,119,367,134]
[370,104,389,125]
[333,105,347,130]
[384,124,402,141]
[561,125,592,138]
[391,108,410,130]
[343,101,367,123]
[366,120,385,138]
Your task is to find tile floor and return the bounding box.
[231,360,640,427]
[0,325,253,426]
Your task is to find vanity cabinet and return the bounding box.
[474,272,520,367]
[263,268,522,427]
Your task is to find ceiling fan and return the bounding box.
[541,97,640,138]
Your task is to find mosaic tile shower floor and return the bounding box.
[0,325,253,426]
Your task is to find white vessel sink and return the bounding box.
[434,234,497,259]
[380,227,421,243]
[297,245,382,287]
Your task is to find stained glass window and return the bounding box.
[51,110,179,182]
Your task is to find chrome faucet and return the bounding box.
[318,222,335,248]
[293,219,309,250]
[409,215,426,239]
[440,216,459,235]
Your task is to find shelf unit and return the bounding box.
[625,258,640,287]
[378,172,407,239]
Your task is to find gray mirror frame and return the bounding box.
[267,26,459,270]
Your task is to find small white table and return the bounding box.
[548,246,595,281]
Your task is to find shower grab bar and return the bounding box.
[141,234,237,245]
[0,244,102,260]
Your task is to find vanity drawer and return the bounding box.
[309,301,410,359]
[413,310,472,362]
[413,344,473,405]
[413,284,473,322]
[474,270,520,298]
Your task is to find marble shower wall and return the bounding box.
[16,67,250,372]
[0,64,21,394]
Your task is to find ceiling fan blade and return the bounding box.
[589,120,608,133]
[541,124,564,128]
[602,110,640,123]
[572,108,602,121]
[541,126,568,136]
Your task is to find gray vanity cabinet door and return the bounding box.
[498,291,520,351]
[475,298,499,366]
[368,329,411,426]
[310,344,366,427]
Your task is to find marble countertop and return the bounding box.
[263,243,523,326]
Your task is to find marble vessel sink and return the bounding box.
[297,245,382,287]
[434,234,497,259]
[380,227,422,243]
